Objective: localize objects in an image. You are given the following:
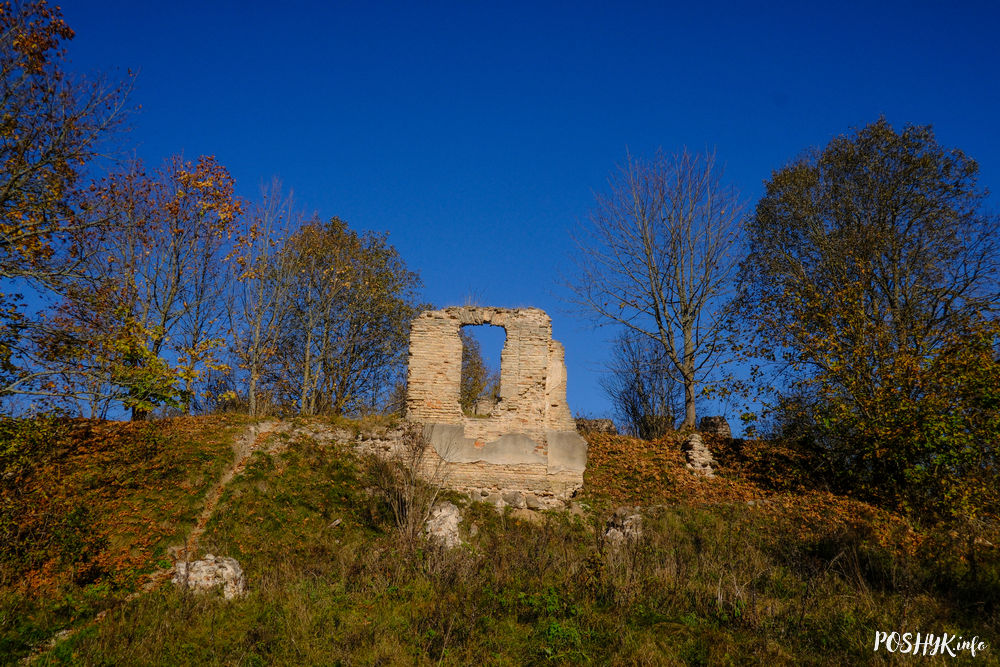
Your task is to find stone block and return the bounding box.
[172,555,246,600]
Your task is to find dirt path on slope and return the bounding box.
[25,420,289,664]
[142,419,289,589]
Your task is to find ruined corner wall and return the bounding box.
[406,306,586,497]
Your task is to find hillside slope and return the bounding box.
[1,416,997,665]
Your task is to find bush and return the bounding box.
[764,320,1000,519]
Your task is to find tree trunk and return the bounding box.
[682,375,696,430]
[248,366,259,417]
[300,328,313,416]
[681,319,697,429]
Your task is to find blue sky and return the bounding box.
[60,1,1000,423]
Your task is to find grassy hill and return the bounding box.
[1,416,997,665]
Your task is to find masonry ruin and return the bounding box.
[406,306,587,500]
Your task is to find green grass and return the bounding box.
[2,418,998,665]
[0,415,248,663]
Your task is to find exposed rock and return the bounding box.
[469,488,565,512]
[682,433,716,477]
[605,508,643,545]
[502,490,527,509]
[699,416,732,439]
[575,418,618,435]
[423,501,463,548]
[172,555,246,599]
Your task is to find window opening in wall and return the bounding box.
[459,324,505,416]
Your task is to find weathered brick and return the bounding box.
[406,306,586,497]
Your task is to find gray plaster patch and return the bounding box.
[424,423,546,465]
[545,430,588,474]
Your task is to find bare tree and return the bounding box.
[601,328,678,439]
[568,149,744,429]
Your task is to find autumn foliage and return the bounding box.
[0,0,128,282]
[739,119,1000,519]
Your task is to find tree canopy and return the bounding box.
[741,119,1000,516]
[0,0,130,285]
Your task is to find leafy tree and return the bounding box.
[0,0,130,285]
[0,1,130,408]
[271,218,421,416]
[45,155,241,418]
[568,149,745,429]
[741,119,1000,516]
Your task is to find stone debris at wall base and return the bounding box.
[423,501,463,548]
[682,433,716,477]
[467,487,565,511]
[605,508,643,546]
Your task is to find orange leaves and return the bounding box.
[0,1,130,289]
[583,432,761,507]
[172,155,243,230]
[1,414,242,594]
[1,0,74,74]
[86,155,242,253]
[580,430,931,563]
[763,490,923,558]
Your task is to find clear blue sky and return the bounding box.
[60,1,1000,423]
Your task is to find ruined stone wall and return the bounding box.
[406,306,586,498]
[406,310,463,424]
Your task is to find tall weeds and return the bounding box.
[365,423,446,549]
